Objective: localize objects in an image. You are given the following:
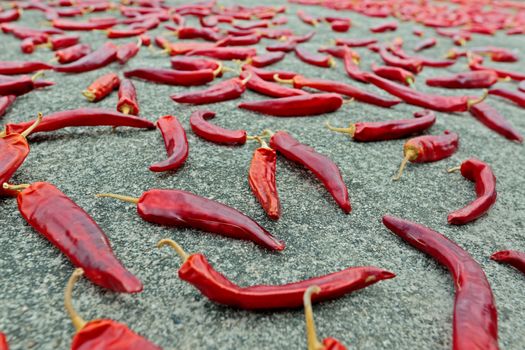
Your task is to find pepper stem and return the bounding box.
[447,166,461,173]
[304,286,324,350]
[21,112,43,138]
[64,268,87,332]
[82,90,96,102]
[240,73,251,85]
[393,149,418,181]
[157,238,189,262]
[96,193,139,204]
[213,62,223,77]
[467,89,488,109]
[327,57,336,68]
[120,105,131,115]
[406,77,415,86]
[325,121,356,138]
[273,74,294,84]
[30,70,45,81]
[2,183,30,191]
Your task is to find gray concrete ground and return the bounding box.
[0,1,524,349]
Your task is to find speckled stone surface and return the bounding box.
[0,1,524,349]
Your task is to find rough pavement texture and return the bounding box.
[0,1,524,349]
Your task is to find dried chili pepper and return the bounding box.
[266,39,297,53]
[334,38,377,47]
[190,110,247,145]
[304,286,347,350]
[491,250,525,275]
[186,47,257,61]
[0,95,16,117]
[0,61,52,75]
[42,34,79,50]
[54,44,91,64]
[364,73,486,112]
[20,38,36,54]
[96,190,285,251]
[171,75,250,105]
[248,51,286,68]
[269,130,350,213]
[52,18,116,31]
[370,21,398,33]
[391,47,456,68]
[149,115,188,172]
[326,110,436,142]
[2,108,155,136]
[426,71,499,89]
[330,20,351,33]
[242,66,297,82]
[82,72,120,102]
[117,40,141,65]
[343,51,368,83]
[0,9,20,23]
[447,158,497,225]
[54,42,117,73]
[413,37,436,52]
[4,182,142,292]
[171,26,222,42]
[249,136,281,220]
[0,74,41,96]
[288,31,316,44]
[274,74,401,108]
[382,215,499,350]
[124,67,218,86]
[297,10,319,26]
[393,130,459,180]
[379,46,423,74]
[65,269,161,349]
[170,57,222,74]
[469,59,525,82]
[157,238,394,309]
[217,34,261,47]
[117,79,139,115]
[239,93,343,117]
[469,102,523,143]
[488,88,525,108]
[295,47,335,68]
[371,63,414,86]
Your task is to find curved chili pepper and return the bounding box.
[269,130,350,213]
[382,215,499,350]
[469,102,523,143]
[364,73,486,112]
[65,269,161,349]
[170,56,220,72]
[469,59,525,81]
[491,250,525,275]
[4,182,142,293]
[249,137,281,220]
[242,65,297,81]
[124,67,218,86]
[488,88,525,108]
[117,40,141,65]
[21,38,37,54]
[304,286,347,350]
[0,61,52,75]
[393,130,459,180]
[266,39,297,53]
[413,37,437,52]
[54,42,117,73]
[331,20,350,33]
[52,18,116,31]
[294,47,334,68]
[190,110,247,145]
[117,79,139,115]
[0,75,39,96]
[239,93,343,117]
[172,26,222,42]
[334,38,377,47]
[447,158,497,225]
[426,70,499,89]
[55,44,91,64]
[149,115,188,172]
[2,108,155,136]
[186,47,257,61]
[343,51,368,83]
[171,75,250,105]
[97,190,285,251]
[391,47,456,68]
[371,63,414,86]
[249,51,286,68]
[242,69,306,98]
[217,34,261,47]
[297,10,319,26]
[44,34,79,50]
[379,46,422,74]
[82,72,120,102]
[0,95,16,117]
[326,110,436,142]
[370,21,398,33]
[157,238,394,309]
[274,75,401,108]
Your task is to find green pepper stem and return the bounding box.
[96,193,139,204]
[393,149,418,181]
[157,238,189,262]
[447,166,461,173]
[304,286,324,350]
[2,183,30,191]
[325,121,356,138]
[467,89,488,109]
[273,74,294,84]
[64,268,87,332]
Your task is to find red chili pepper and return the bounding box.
[364,73,486,112]
[287,31,316,44]
[330,20,351,32]
[371,63,414,86]
[249,137,281,220]
[4,182,143,292]
[190,110,247,145]
[170,56,221,73]
[54,42,117,73]
[370,21,398,33]
[446,158,497,225]
[116,40,141,65]
[413,37,437,52]
[469,59,525,81]
[393,130,459,180]
[64,269,161,349]
[0,95,16,117]
[82,73,120,102]
[0,73,47,96]
[0,61,52,75]
[0,9,20,23]
[318,46,359,60]
[172,26,223,42]
[171,75,250,105]
[155,37,214,56]
[269,130,351,213]
[106,27,145,39]
[413,29,424,37]
[294,47,335,68]
[0,114,41,197]
[266,39,297,53]
[2,108,155,135]
[44,34,79,50]
[491,250,525,275]
[334,38,378,47]
[124,67,219,86]
[239,93,343,117]
[0,333,7,350]
[297,10,319,26]
[139,34,151,46]
[20,38,36,54]
[326,110,436,142]
[218,33,262,47]
[52,18,117,30]
[186,47,257,61]
[54,44,91,64]
[117,79,139,115]
[242,69,307,98]
[259,28,294,40]
[379,46,423,74]
[274,74,401,108]
[448,47,518,63]
[149,115,188,172]
[391,47,456,68]
[97,190,285,251]
[343,51,368,83]
[488,88,525,108]
[158,238,394,309]
[426,70,499,89]
[469,102,523,143]
[248,51,285,68]
[242,65,297,81]
[382,216,499,350]
[303,286,347,350]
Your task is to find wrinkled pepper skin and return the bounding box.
[0,134,29,197]
[382,216,499,350]
[71,320,161,350]
[491,250,525,275]
[54,42,118,73]
[117,79,139,115]
[124,68,215,86]
[0,60,52,75]
[270,131,350,213]
[249,146,281,220]
[149,116,188,172]
[189,110,247,145]
[171,77,247,104]
[16,182,143,293]
[239,93,343,117]
[405,131,459,163]
[137,189,285,251]
[448,158,497,225]
[55,44,91,64]
[83,73,120,102]
[469,102,523,143]
[426,71,499,89]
